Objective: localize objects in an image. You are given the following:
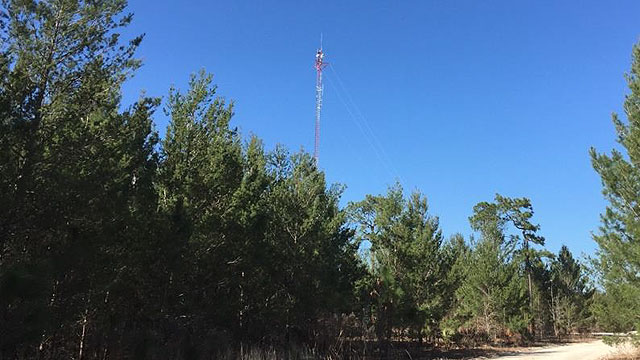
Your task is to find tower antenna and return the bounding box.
[314,35,328,164]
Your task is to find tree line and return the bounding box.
[0,0,638,358]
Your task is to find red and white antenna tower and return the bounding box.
[314,35,328,164]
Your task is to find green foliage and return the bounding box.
[349,184,458,341]
[0,0,158,357]
[548,246,593,336]
[590,41,640,342]
[153,71,365,351]
[0,1,364,357]
[452,233,527,339]
[451,194,548,340]
[0,0,608,357]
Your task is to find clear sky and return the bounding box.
[119,0,640,257]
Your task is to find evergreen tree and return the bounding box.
[349,184,451,342]
[590,41,640,342]
[469,195,545,337]
[549,246,592,337]
[453,234,527,341]
[0,0,157,357]
[259,148,363,343]
[452,194,547,341]
[0,0,608,356]
[156,71,364,353]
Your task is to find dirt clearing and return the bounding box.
[482,340,618,360]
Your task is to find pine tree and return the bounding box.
[260,148,362,343]
[0,0,164,357]
[453,232,527,340]
[470,195,545,337]
[452,194,546,340]
[549,246,592,337]
[349,184,451,342]
[590,42,640,342]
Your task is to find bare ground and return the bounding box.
[477,340,618,360]
[335,339,635,359]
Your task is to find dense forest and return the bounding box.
[0,0,638,359]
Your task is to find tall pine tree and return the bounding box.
[590,42,640,341]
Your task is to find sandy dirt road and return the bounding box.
[485,340,617,360]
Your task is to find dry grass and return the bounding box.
[601,344,640,360]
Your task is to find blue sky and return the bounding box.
[120,0,640,257]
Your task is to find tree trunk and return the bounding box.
[78,311,88,360]
[525,239,535,337]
